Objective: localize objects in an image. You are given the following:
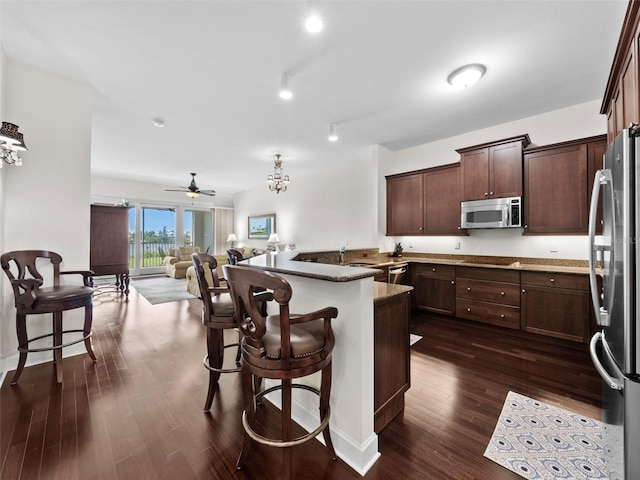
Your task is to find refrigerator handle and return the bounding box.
[588,168,615,327]
[590,332,624,390]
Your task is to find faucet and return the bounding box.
[339,246,346,265]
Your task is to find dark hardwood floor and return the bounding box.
[1,287,601,479]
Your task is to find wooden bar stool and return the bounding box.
[191,252,271,412]
[224,265,338,480]
[1,250,96,385]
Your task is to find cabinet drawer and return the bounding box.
[456,278,520,306]
[455,266,520,283]
[521,272,589,290]
[456,299,520,330]
[413,263,455,278]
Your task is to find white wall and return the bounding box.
[1,60,93,375]
[91,175,234,209]
[376,100,607,259]
[233,153,379,252]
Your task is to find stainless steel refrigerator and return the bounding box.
[589,128,640,480]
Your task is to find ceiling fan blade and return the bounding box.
[165,188,188,192]
[198,190,216,196]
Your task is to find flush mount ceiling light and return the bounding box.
[279,73,293,100]
[153,118,165,128]
[328,123,338,142]
[305,15,323,33]
[447,63,487,89]
[0,122,28,168]
[267,154,290,194]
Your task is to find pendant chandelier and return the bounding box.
[267,154,290,194]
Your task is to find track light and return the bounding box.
[279,73,293,100]
[328,123,338,142]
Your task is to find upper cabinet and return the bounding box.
[601,1,640,143]
[457,135,531,201]
[386,163,464,236]
[523,135,607,235]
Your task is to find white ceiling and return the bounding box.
[0,0,629,195]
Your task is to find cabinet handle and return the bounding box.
[467,287,471,291]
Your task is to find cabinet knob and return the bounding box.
[500,314,505,318]
[500,291,505,296]
[451,280,455,284]
[467,308,471,312]
[524,224,528,228]
[419,227,423,230]
[522,289,526,293]
[490,191,494,196]
[467,287,471,291]
[550,278,555,282]
[432,268,436,272]
[484,192,488,197]
[457,226,461,230]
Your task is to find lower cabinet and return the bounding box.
[455,267,521,330]
[412,263,455,315]
[521,272,590,343]
[374,289,411,433]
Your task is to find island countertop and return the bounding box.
[237,252,379,282]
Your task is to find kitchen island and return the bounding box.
[236,252,410,475]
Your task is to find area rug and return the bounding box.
[132,276,196,305]
[484,391,606,479]
[410,333,423,346]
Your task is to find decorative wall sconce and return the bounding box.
[267,154,290,194]
[0,122,28,168]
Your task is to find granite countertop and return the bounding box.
[237,253,380,282]
[373,282,413,303]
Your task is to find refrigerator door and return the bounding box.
[593,130,637,376]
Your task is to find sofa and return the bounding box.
[163,246,201,279]
[186,254,229,296]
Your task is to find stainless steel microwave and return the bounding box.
[460,196,522,229]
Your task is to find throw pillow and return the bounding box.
[241,247,255,258]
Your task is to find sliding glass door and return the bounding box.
[128,204,215,276]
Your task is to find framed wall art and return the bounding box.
[248,214,276,239]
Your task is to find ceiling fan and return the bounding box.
[165,172,216,198]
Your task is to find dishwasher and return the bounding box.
[388,263,408,284]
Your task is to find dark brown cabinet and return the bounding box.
[412,263,455,315]
[523,135,607,235]
[386,171,424,235]
[601,1,640,143]
[521,272,590,343]
[457,135,530,201]
[374,288,411,433]
[386,163,463,236]
[455,266,520,330]
[90,204,130,294]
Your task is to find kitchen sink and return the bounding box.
[346,262,377,267]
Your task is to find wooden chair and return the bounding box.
[226,248,244,265]
[1,250,96,385]
[191,252,271,412]
[224,265,337,480]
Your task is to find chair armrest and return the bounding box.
[61,270,95,287]
[11,278,43,308]
[253,291,274,303]
[164,256,179,266]
[289,306,338,324]
[207,286,230,296]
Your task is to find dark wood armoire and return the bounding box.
[90,204,130,295]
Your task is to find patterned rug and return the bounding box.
[132,276,196,305]
[484,391,606,479]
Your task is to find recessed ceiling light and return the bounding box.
[305,15,323,33]
[447,64,487,89]
[153,118,165,127]
[328,123,338,142]
[279,73,293,100]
